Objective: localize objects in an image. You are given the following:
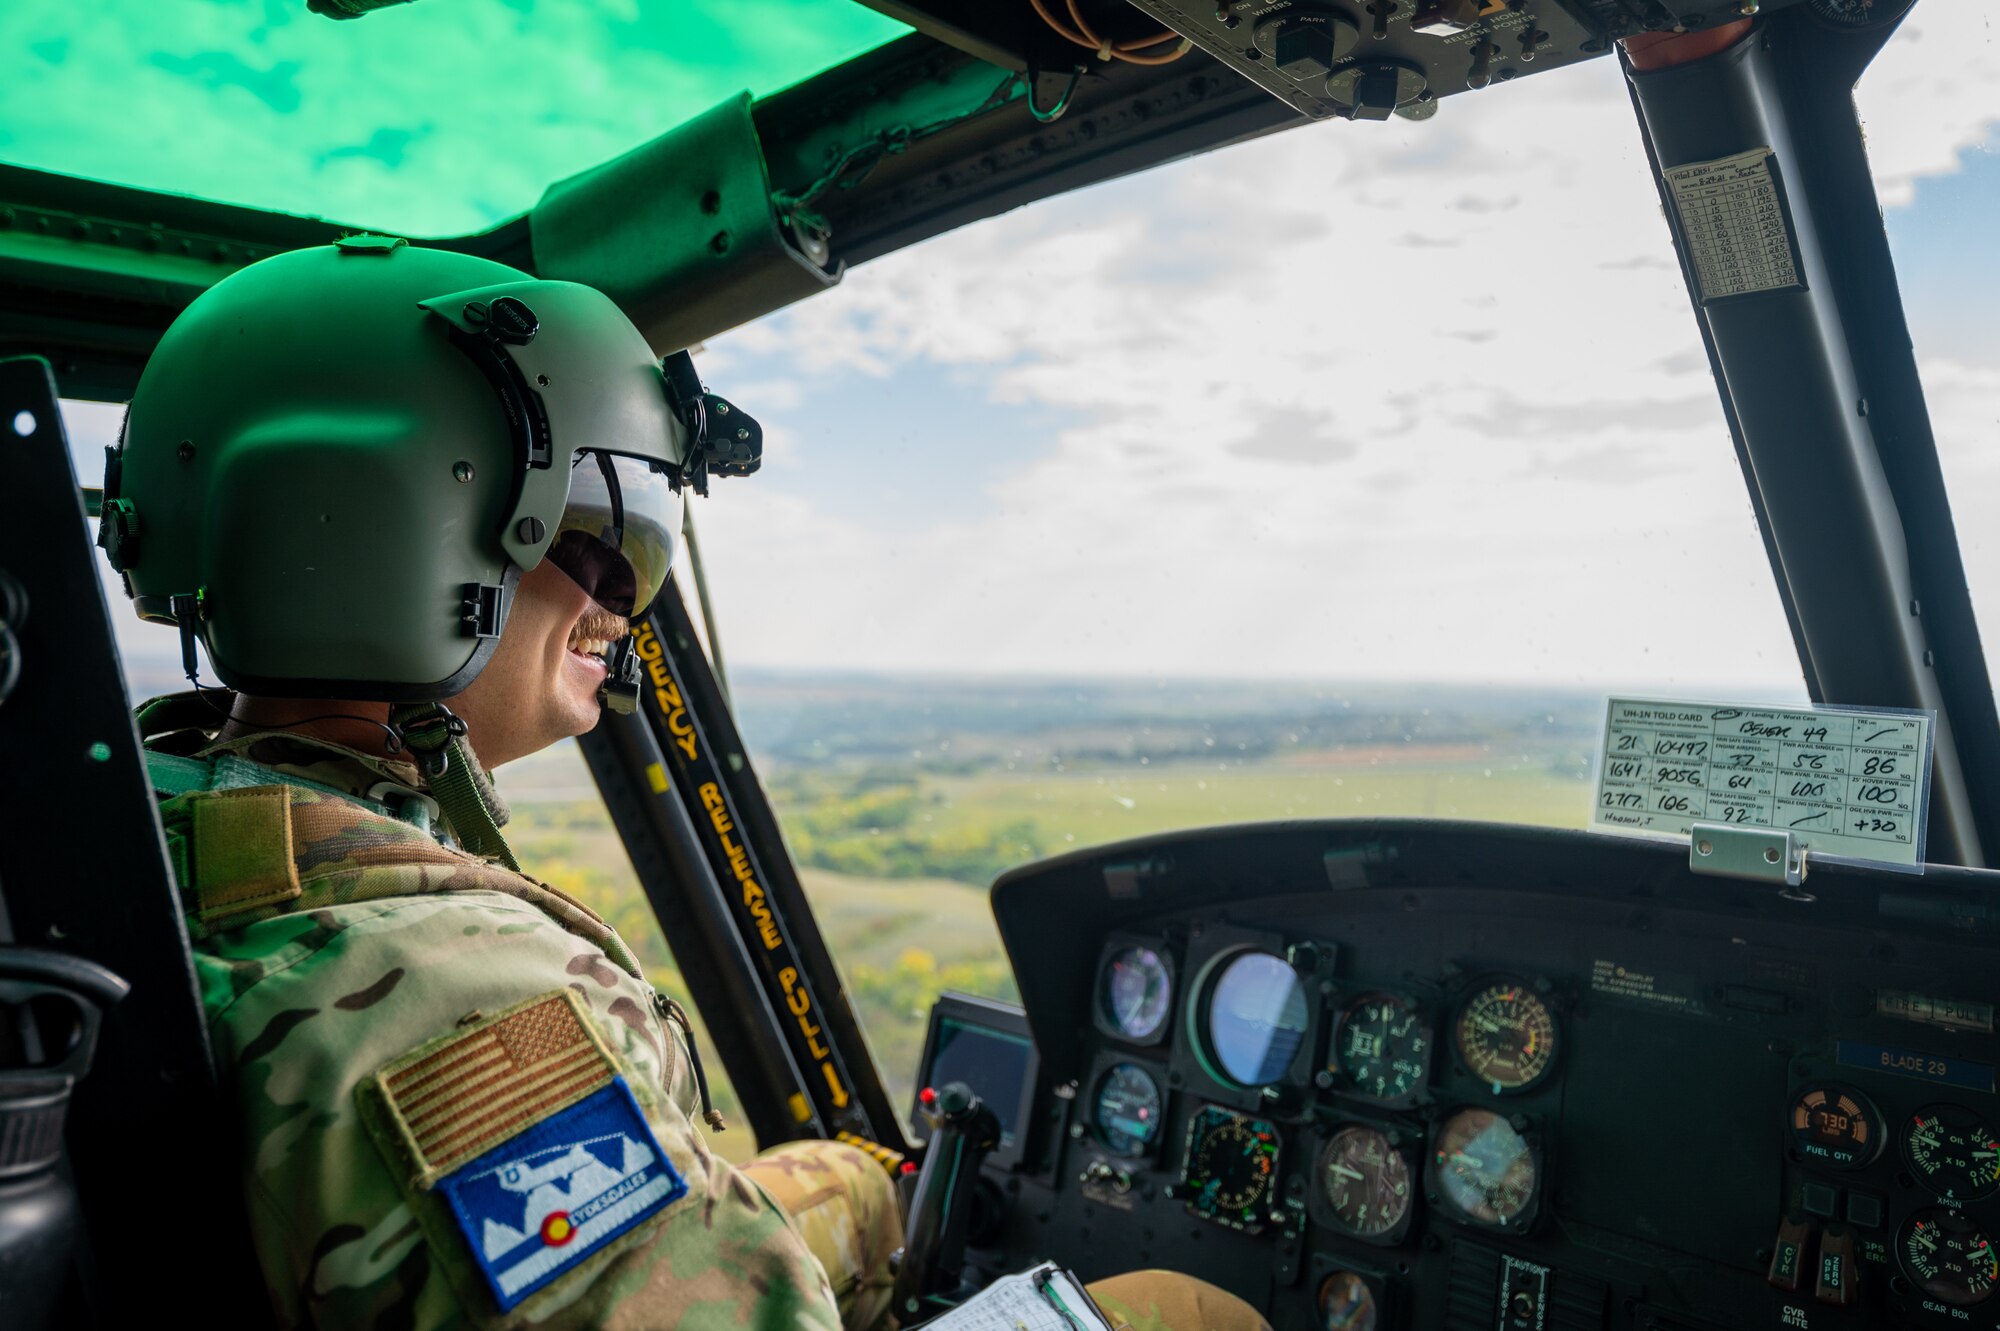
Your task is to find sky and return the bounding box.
[46,4,2000,699]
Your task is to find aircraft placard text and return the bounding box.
[1592,698,1934,868]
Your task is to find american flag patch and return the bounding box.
[375,990,617,1186]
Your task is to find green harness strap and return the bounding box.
[388,702,521,871]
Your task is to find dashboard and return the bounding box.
[937,819,2000,1331]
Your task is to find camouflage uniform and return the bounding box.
[145,707,1266,1331]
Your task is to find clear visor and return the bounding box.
[545,451,681,618]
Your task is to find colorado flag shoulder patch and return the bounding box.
[437,1078,685,1309]
[367,990,686,1310]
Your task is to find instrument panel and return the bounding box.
[974,819,2000,1331]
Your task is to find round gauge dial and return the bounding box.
[1101,946,1173,1042]
[1203,951,1310,1087]
[1318,1271,1379,1331]
[1180,1105,1282,1230]
[1901,1208,1999,1308]
[1903,1105,2000,1203]
[1431,1107,1537,1227]
[1454,980,1557,1092]
[1789,1085,1883,1170]
[1319,1125,1412,1241]
[1333,993,1430,1103]
[1094,1063,1164,1157]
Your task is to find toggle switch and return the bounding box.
[1769,1214,1811,1292]
[1816,1226,1857,1307]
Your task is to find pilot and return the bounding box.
[104,241,1266,1331]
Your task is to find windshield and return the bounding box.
[0,0,907,236]
[1856,9,2000,706]
[693,50,1825,1110]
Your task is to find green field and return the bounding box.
[503,735,1592,1163]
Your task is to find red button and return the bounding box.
[919,1086,937,1107]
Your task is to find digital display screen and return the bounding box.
[923,1017,1034,1147]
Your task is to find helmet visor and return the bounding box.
[545,451,681,617]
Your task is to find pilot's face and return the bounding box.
[447,557,628,769]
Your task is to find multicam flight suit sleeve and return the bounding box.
[172,777,845,1330]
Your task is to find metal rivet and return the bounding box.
[536,373,550,387]
[710,232,732,255]
[10,410,35,437]
[735,427,750,441]
[176,440,195,462]
[1764,848,1780,864]
[88,741,113,763]
[714,401,730,416]
[1697,839,1713,855]
[517,517,546,543]
[453,461,475,483]
[700,189,722,215]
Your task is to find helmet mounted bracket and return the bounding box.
[660,349,761,498]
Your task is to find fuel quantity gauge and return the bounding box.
[1900,1208,1998,1308]
[1788,1085,1883,1169]
[1903,1104,2000,1203]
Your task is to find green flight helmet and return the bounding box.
[106,238,695,701]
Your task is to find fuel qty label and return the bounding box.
[1591,698,1934,869]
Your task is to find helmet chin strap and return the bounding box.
[387,701,520,870]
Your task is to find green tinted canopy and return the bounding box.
[0,0,908,238]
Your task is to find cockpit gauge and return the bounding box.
[1900,1208,1999,1308]
[1318,1271,1380,1331]
[1902,1104,2000,1203]
[1093,1063,1164,1158]
[1099,945,1173,1044]
[1178,1104,1282,1232]
[1331,993,1430,1104]
[1201,950,1311,1088]
[1788,1084,1884,1170]
[1317,1125,1414,1244]
[1428,1107,1539,1229]
[1453,979,1557,1093]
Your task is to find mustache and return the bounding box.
[572,606,632,642]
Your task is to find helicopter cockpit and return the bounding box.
[2,3,1998,1330]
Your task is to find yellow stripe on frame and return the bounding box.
[788,1092,812,1123]
[646,762,669,794]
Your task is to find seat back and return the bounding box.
[0,357,267,1326]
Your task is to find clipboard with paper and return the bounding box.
[912,1262,1118,1331]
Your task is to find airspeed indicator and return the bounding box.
[1453,980,1557,1093]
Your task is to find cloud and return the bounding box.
[1224,409,1361,465]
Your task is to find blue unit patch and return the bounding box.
[435,1077,686,1310]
